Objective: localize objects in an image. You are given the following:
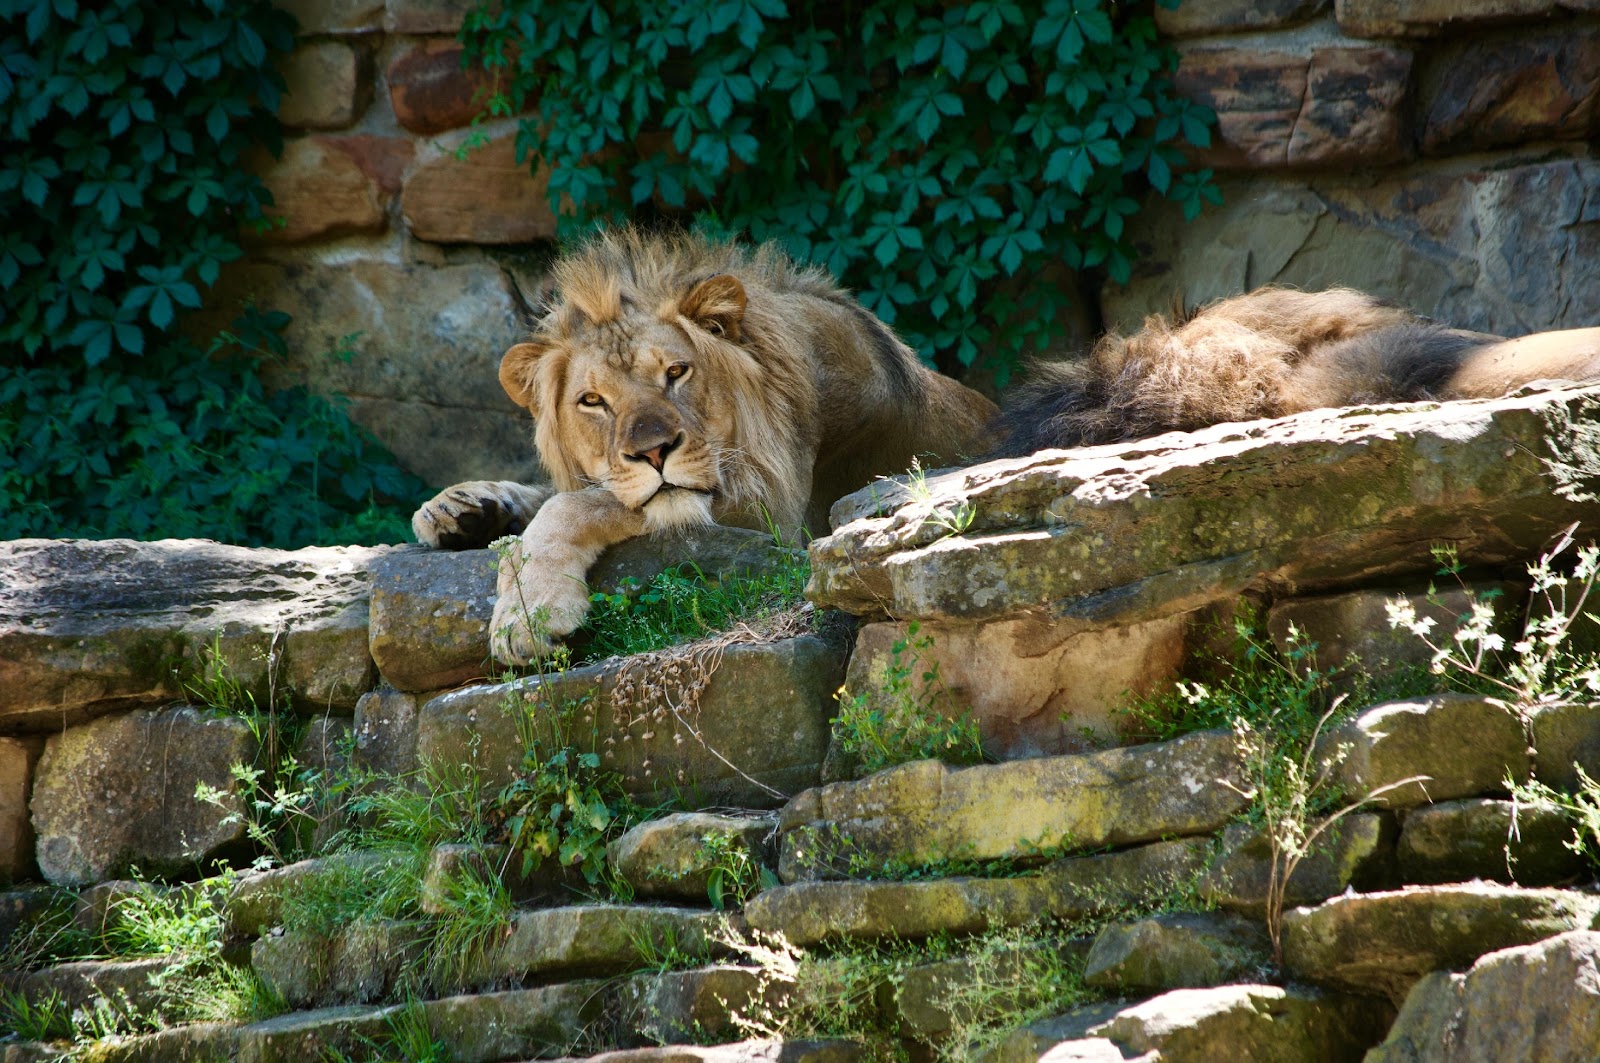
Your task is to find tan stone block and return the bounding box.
[387,39,496,134]
[319,134,414,196]
[277,40,369,129]
[1423,27,1600,154]
[1157,0,1329,36]
[1338,0,1600,37]
[401,128,558,244]
[0,738,41,883]
[277,0,383,35]
[255,137,386,243]
[384,0,479,33]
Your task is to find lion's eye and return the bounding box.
[578,392,606,408]
[665,363,689,382]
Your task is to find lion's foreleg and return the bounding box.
[489,488,646,665]
[412,480,555,550]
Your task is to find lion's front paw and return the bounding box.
[413,481,540,550]
[489,569,591,666]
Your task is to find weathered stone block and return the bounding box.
[277,41,369,130]
[1337,0,1600,38]
[352,687,423,776]
[235,1004,397,1063]
[614,965,768,1047]
[608,812,777,903]
[31,707,258,886]
[226,851,401,938]
[254,137,386,243]
[421,984,607,1062]
[1,539,386,733]
[387,40,497,134]
[252,920,420,1007]
[1368,929,1600,1062]
[1423,27,1600,154]
[401,125,557,244]
[384,0,478,33]
[543,1044,868,1063]
[0,886,60,955]
[1173,43,1412,169]
[1530,700,1600,790]
[1157,0,1329,36]
[747,839,1210,947]
[843,611,1202,758]
[1321,695,1530,809]
[1090,984,1392,1061]
[1200,813,1396,913]
[1084,912,1271,992]
[779,731,1245,879]
[813,387,1600,634]
[0,738,41,883]
[1,958,170,1018]
[1266,583,1522,671]
[277,0,383,34]
[415,635,843,808]
[1282,883,1600,1002]
[1397,798,1586,886]
[464,905,731,985]
[889,939,1092,1042]
[417,843,584,912]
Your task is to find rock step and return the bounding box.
[536,1044,867,1062]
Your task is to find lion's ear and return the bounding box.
[499,341,550,411]
[680,274,746,341]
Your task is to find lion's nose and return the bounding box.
[627,432,681,472]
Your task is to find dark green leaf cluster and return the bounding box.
[1,0,421,545]
[463,0,1218,381]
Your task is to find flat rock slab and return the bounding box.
[465,904,732,984]
[226,851,402,938]
[747,838,1209,946]
[1200,813,1395,914]
[890,939,1092,1042]
[0,539,390,732]
[416,636,843,808]
[31,706,257,885]
[1321,694,1530,809]
[608,812,777,903]
[1368,929,1600,1062]
[1397,798,1586,887]
[1530,701,1600,790]
[544,1043,868,1062]
[778,731,1245,879]
[1282,883,1600,1002]
[368,526,796,692]
[614,965,769,1047]
[0,957,170,1018]
[1083,911,1270,992]
[809,387,1600,628]
[252,919,420,1007]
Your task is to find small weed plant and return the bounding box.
[650,831,778,910]
[832,622,986,775]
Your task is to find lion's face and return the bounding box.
[498,273,750,530]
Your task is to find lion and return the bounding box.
[412,229,998,664]
[991,286,1600,456]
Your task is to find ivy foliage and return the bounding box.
[462,0,1219,381]
[0,0,421,545]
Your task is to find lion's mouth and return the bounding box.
[643,482,714,505]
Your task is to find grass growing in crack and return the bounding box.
[326,997,451,1063]
[580,554,811,663]
[0,987,72,1042]
[832,621,986,776]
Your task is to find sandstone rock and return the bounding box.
[1102,158,1600,338]
[277,41,368,130]
[890,939,1093,1042]
[1,958,170,1018]
[1530,700,1600,789]
[384,0,479,33]
[1200,814,1396,913]
[387,40,497,134]
[747,838,1210,947]
[1423,27,1600,154]
[544,1044,868,1063]
[778,732,1245,879]
[31,707,257,885]
[415,635,843,808]
[1173,43,1412,169]
[252,919,420,1007]
[1157,0,1329,35]
[0,539,385,733]
[317,134,413,197]
[1090,984,1391,1061]
[226,851,400,938]
[975,1001,1129,1063]
[73,879,172,938]
[608,812,777,903]
[813,387,1600,632]
[1337,0,1600,37]
[420,984,608,1062]
[842,611,1206,758]
[1281,882,1600,1001]
[1084,911,1271,991]
[71,1023,239,1063]
[276,0,382,34]
[614,965,768,1047]
[1321,694,1530,810]
[201,254,539,490]
[464,905,731,985]
[1367,929,1600,1062]
[0,886,60,954]
[1397,798,1586,886]
[353,687,424,776]
[1266,583,1522,672]
[254,137,386,243]
[417,843,585,913]
[0,737,40,883]
[401,125,558,244]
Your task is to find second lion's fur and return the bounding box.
[993,287,1600,457]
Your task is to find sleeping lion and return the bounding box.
[993,286,1600,456]
[412,230,997,664]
